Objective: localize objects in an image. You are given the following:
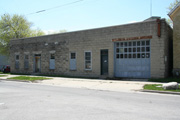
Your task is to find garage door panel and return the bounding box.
[115,40,151,78]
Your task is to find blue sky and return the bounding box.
[0,0,174,33]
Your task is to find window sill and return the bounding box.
[84,69,92,72]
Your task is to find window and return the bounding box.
[24,55,29,69]
[70,52,76,70]
[120,42,123,47]
[133,41,136,46]
[124,42,128,47]
[116,48,119,53]
[137,41,140,46]
[71,53,76,59]
[49,53,55,69]
[120,54,123,58]
[116,54,120,59]
[85,51,92,70]
[15,54,19,69]
[116,43,119,47]
[16,55,19,60]
[50,54,55,59]
[115,40,150,59]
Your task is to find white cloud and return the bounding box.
[127,21,138,23]
[43,30,57,35]
[43,29,67,35]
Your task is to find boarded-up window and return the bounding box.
[15,55,19,69]
[70,52,76,70]
[24,55,29,69]
[49,53,55,69]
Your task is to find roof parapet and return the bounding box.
[168,2,180,17]
[144,16,161,22]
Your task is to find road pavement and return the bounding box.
[0,80,180,120]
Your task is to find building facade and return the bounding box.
[10,17,172,78]
[168,2,180,77]
[0,54,9,70]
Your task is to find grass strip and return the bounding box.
[0,72,10,75]
[7,76,50,82]
[0,75,7,77]
[144,84,180,92]
[148,78,180,83]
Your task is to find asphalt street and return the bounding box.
[0,80,180,120]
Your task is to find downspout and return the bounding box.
[157,19,161,37]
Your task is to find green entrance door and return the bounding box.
[101,50,108,75]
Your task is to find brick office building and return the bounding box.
[10,17,172,78]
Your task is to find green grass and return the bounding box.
[0,72,11,74]
[11,73,30,75]
[0,75,7,77]
[144,84,180,92]
[148,78,180,83]
[7,76,51,82]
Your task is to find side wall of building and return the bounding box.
[172,8,180,76]
[150,19,173,78]
[10,19,172,78]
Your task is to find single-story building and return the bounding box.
[10,17,173,78]
[168,2,180,77]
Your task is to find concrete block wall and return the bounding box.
[150,19,173,78]
[10,18,172,78]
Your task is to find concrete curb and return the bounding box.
[0,78,42,83]
[140,89,180,95]
[1,79,32,83]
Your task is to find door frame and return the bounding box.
[34,54,41,73]
[100,49,109,75]
[69,52,77,70]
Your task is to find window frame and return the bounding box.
[24,54,29,69]
[70,52,76,59]
[84,51,92,70]
[49,52,55,70]
[15,54,20,69]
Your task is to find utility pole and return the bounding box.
[150,0,152,17]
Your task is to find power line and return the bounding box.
[27,0,84,15]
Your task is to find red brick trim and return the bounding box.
[157,19,161,37]
[112,35,152,42]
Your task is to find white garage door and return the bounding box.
[115,40,151,78]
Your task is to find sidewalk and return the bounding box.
[39,77,153,92]
[0,74,160,92]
